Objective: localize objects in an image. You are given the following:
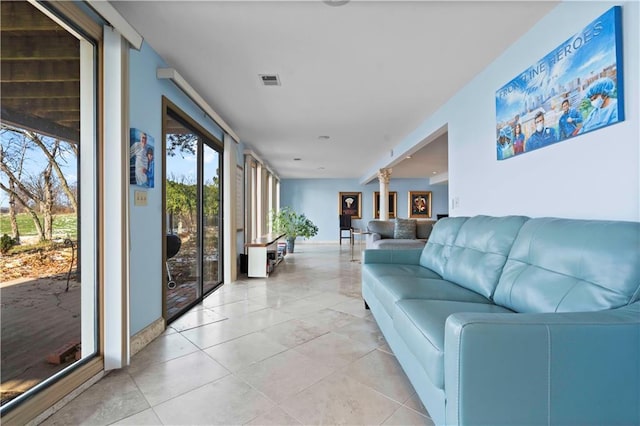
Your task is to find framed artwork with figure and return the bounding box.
[129,128,155,188]
[495,6,624,160]
[338,192,362,219]
[374,191,397,219]
[409,191,432,218]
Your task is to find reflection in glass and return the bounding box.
[164,110,223,322]
[165,120,200,320]
[1,1,96,408]
[203,145,221,294]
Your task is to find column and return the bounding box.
[223,134,237,282]
[103,26,129,369]
[378,168,392,220]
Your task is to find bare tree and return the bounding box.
[0,171,46,242]
[55,181,77,213]
[40,141,60,239]
[1,133,31,242]
[0,169,46,242]
[8,180,21,243]
[4,139,28,243]
[1,125,78,241]
[18,128,78,213]
[1,130,46,241]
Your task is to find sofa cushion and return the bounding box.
[371,239,426,250]
[394,218,417,239]
[416,220,435,239]
[419,217,469,276]
[394,300,514,389]
[373,277,492,318]
[442,215,528,299]
[362,264,441,296]
[494,218,640,313]
[363,263,440,282]
[368,220,395,239]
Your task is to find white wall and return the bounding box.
[367,2,639,221]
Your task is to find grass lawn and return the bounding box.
[0,213,77,240]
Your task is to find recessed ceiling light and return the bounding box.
[432,171,437,174]
[293,158,302,161]
[318,135,330,140]
[406,155,412,159]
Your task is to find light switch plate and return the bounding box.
[134,190,148,206]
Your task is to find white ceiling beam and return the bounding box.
[157,67,240,144]
[244,149,278,179]
[86,1,143,50]
[430,172,449,185]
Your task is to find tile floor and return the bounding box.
[41,244,434,425]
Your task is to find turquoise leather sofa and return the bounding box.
[362,215,640,425]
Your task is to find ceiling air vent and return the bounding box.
[259,74,281,86]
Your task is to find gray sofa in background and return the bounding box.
[366,218,436,249]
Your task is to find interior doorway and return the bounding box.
[163,99,223,322]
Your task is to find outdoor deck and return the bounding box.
[1,274,80,405]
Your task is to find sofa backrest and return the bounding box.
[368,219,435,240]
[367,220,395,239]
[494,218,640,313]
[416,220,436,239]
[443,215,529,298]
[419,217,469,276]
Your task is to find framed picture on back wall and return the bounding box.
[408,191,432,218]
[338,192,362,219]
[374,191,397,219]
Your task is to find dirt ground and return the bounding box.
[1,240,76,280]
[0,244,80,406]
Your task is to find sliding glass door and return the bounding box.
[0,1,99,412]
[164,101,223,322]
[203,145,221,294]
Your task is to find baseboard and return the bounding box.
[130,317,165,357]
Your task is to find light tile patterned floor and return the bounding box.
[41,244,434,425]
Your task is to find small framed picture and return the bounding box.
[374,191,397,219]
[408,191,432,218]
[129,128,155,188]
[338,192,362,219]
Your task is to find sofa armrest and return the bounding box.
[444,303,640,425]
[365,232,382,249]
[362,248,422,265]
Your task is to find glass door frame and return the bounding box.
[0,2,103,422]
[202,143,223,295]
[161,97,224,322]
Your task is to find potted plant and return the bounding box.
[270,207,318,253]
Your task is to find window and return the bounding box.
[163,98,224,322]
[0,1,98,414]
[243,153,279,241]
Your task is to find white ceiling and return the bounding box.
[110,1,558,181]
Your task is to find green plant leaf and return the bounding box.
[270,207,318,239]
